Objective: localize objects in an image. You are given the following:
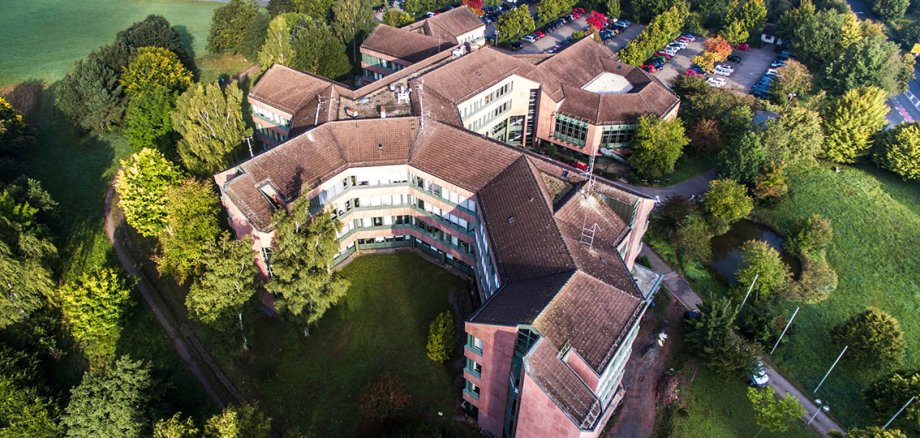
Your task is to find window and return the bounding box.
[465,380,481,399]
[553,114,589,147]
[601,124,636,147]
[372,217,383,227]
[515,329,540,356]
[467,334,483,355]
[466,358,482,377]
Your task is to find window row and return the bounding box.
[600,124,636,148]
[252,106,289,126]
[552,114,588,147]
[461,81,513,120]
[467,100,512,132]
[361,54,405,72]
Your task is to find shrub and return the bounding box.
[703,179,753,235]
[784,256,837,303]
[787,213,832,257]
[736,240,791,300]
[359,375,412,423]
[831,307,906,369]
[874,121,920,181]
[425,311,455,363]
[844,427,909,438]
[864,370,920,435]
[674,214,713,263]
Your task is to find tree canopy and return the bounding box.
[207,0,265,56]
[265,210,350,331]
[62,356,154,437]
[736,240,791,300]
[864,369,920,435]
[0,97,32,177]
[426,311,456,363]
[157,179,221,282]
[497,5,536,41]
[171,81,252,176]
[874,121,920,181]
[717,130,767,184]
[186,232,258,327]
[831,307,906,369]
[703,179,753,234]
[747,386,805,433]
[821,86,888,163]
[120,47,192,95]
[124,87,178,151]
[115,15,193,70]
[258,14,352,79]
[56,58,125,133]
[629,115,689,179]
[203,404,272,438]
[824,35,913,96]
[58,268,133,366]
[618,3,688,65]
[763,106,824,166]
[115,148,183,237]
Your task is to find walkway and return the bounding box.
[623,169,715,201]
[104,186,245,410]
[639,245,845,436]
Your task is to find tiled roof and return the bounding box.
[405,7,484,43]
[249,64,338,115]
[361,24,453,63]
[412,47,535,103]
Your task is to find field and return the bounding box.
[755,164,920,426]
[216,253,468,435]
[0,0,220,86]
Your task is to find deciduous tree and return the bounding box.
[770,59,812,103]
[426,310,456,362]
[753,161,789,201]
[871,0,910,19]
[153,413,199,438]
[606,0,621,16]
[120,47,192,95]
[874,121,920,181]
[703,178,753,235]
[763,106,823,166]
[724,0,766,43]
[735,240,791,300]
[207,0,264,55]
[115,148,183,237]
[58,269,133,365]
[629,115,689,179]
[721,19,750,44]
[62,356,154,437]
[124,87,177,151]
[157,179,221,282]
[203,404,272,438]
[0,97,32,177]
[116,15,194,70]
[831,307,906,369]
[497,6,536,41]
[845,427,909,438]
[824,35,912,96]
[331,0,376,46]
[618,3,689,65]
[717,130,767,184]
[674,213,713,263]
[747,387,805,434]
[821,86,888,163]
[186,232,257,329]
[383,8,415,26]
[289,17,352,79]
[258,13,303,68]
[171,81,252,176]
[864,370,920,435]
[688,118,722,154]
[265,210,350,333]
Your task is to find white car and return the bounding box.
[707,76,727,87]
[673,39,688,48]
[714,64,734,76]
[522,34,537,43]
[664,47,679,56]
[748,358,769,389]
[766,68,781,77]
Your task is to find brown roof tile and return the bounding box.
[249,64,340,115]
[361,24,453,63]
[413,47,534,103]
[406,7,484,43]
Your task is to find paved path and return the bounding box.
[104,186,245,410]
[624,169,715,201]
[640,245,845,436]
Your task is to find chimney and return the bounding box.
[379,105,387,119]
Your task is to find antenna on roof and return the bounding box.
[580,216,601,251]
[314,95,338,127]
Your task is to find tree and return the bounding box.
[586,11,609,31]
[383,8,415,26]
[822,86,888,163]
[497,6,536,41]
[116,15,193,70]
[0,97,32,176]
[898,21,920,51]
[874,122,920,181]
[688,118,722,155]
[359,375,412,423]
[0,348,61,438]
[736,240,791,300]
[241,12,271,62]
[153,413,199,438]
[115,148,183,237]
[703,179,753,234]
[753,161,789,201]
[265,210,350,333]
[56,58,125,133]
[747,387,805,434]
[651,195,695,231]
[172,81,252,176]
[770,59,812,103]
[685,297,759,374]
[288,17,352,79]
[721,19,750,44]
[292,0,337,19]
[703,36,734,61]
[763,106,823,165]
[865,370,920,435]
[846,427,909,438]
[629,115,689,179]
[203,404,272,438]
[719,105,754,144]
[208,0,263,55]
[537,0,569,25]
[724,0,766,43]
[717,130,767,184]
[124,87,177,151]
[268,0,294,16]
[62,356,154,437]
[872,0,910,19]
[186,232,257,330]
[787,213,832,257]
[426,311,456,362]
[831,307,906,369]
[58,269,133,365]
[258,13,302,68]
[674,213,713,263]
[824,35,912,96]
[157,179,221,282]
[120,47,192,95]
[331,0,376,46]
[606,0,621,17]
[618,3,689,65]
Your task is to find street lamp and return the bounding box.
[806,399,830,426]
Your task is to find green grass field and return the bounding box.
[0,0,219,86]
[217,253,467,435]
[755,164,920,427]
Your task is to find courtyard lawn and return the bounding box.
[754,163,920,427]
[0,0,219,86]
[221,253,468,435]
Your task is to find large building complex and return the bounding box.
[223,19,672,437]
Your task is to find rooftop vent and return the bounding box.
[475,71,482,77]
[377,143,384,149]
[507,216,515,224]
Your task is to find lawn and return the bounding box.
[0,0,220,86]
[218,253,469,436]
[755,163,920,427]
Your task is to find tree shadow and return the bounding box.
[173,25,199,78]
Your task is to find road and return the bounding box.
[622,169,715,201]
[640,246,845,437]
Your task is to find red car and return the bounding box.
[571,11,581,19]
[654,51,672,60]
[736,43,750,51]
[642,64,658,73]
[535,30,545,38]
[572,7,585,13]
[573,161,589,171]
[685,69,703,77]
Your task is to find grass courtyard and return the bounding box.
[0,0,220,86]
[218,253,469,436]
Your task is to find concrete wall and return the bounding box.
[464,323,518,437]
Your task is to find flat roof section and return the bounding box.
[581,72,634,95]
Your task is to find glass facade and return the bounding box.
[552,114,588,147]
[600,124,636,148]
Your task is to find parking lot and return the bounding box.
[649,40,779,92]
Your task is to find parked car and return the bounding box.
[766,68,780,76]
[714,64,734,75]
[707,76,727,87]
[509,41,523,51]
[535,30,545,38]
[600,30,615,41]
[689,65,705,74]
[777,50,791,60]
[770,59,786,68]
[545,44,562,53]
[685,69,703,77]
[681,33,696,41]
[748,358,769,389]
[572,6,586,13]
[573,161,589,171]
[727,54,742,63]
[736,42,750,51]
[642,64,658,72]
[522,34,537,43]
[648,55,667,64]
[654,51,672,60]
[612,20,630,29]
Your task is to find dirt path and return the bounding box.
[104,186,244,410]
[608,295,685,438]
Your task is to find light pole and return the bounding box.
[806,399,830,426]
[883,396,916,430]
[814,345,847,393]
[769,306,799,355]
[735,274,758,319]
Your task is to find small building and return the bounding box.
[403,6,486,48]
[761,23,781,45]
[360,25,454,82]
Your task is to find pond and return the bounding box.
[709,219,802,285]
